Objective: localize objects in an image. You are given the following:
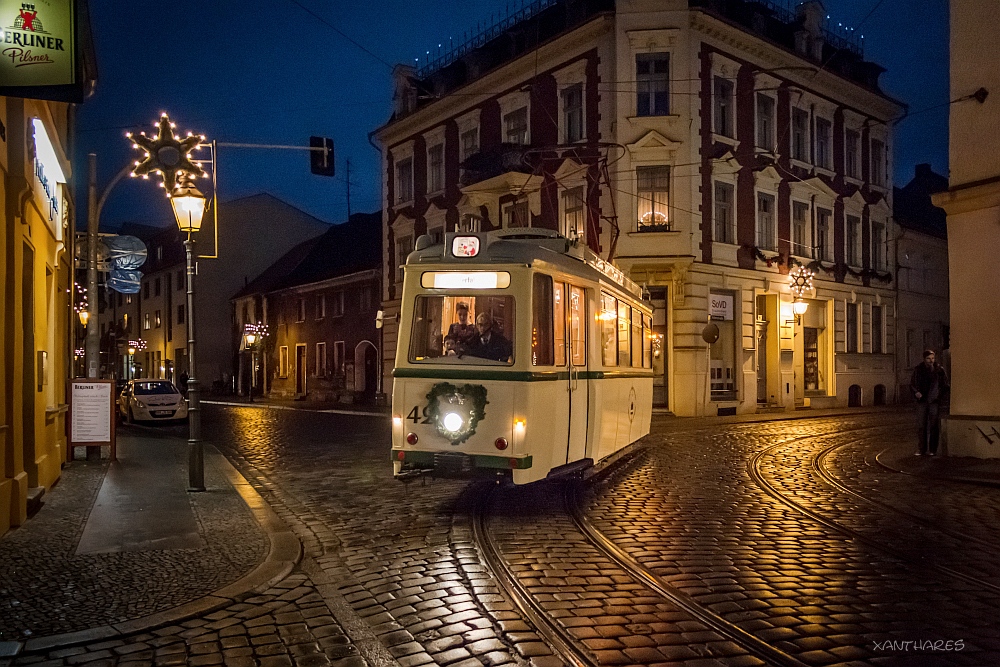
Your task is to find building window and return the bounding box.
[144,313,151,330]
[297,298,306,322]
[143,282,150,299]
[816,208,832,261]
[504,199,529,228]
[792,108,810,162]
[713,77,734,138]
[756,94,775,151]
[792,201,810,257]
[815,118,832,169]
[127,294,133,304]
[316,342,327,376]
[427,143,444,193]
[331,291,345,317]
[561,187,585,239]
[117,293,123,307]
[872,220,886,271]
[756,193,776,251]
[279,346,289,377]
[846,215,862,266]
[846,302,859,353]
[714,181,735,244]
[561,84,584,143]
[396,235,413,283]
[460,127,478,168]
[637,166,670,231]
[317,294,326,320]
[395,157,413,203]
[360,285,373,311]
[636,52,669,116]
[177,270,185,291]
[871,139,885,186]
[153,309,160,328]
[709,291,737,400]
[872,305,883,354]
[334,341,345,375]
[505,107,528,145]
[177,305,185,324]
[845,130,860,178]
[154,277,161,297]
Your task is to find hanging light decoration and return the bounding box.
[126,113,206,194]
[789,266,815,317]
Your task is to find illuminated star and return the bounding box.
[128,113,205,193]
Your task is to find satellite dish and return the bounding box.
[104,235,147,270]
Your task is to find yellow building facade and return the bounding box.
[1,96,75,535]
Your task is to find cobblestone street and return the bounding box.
[5,406,999,667]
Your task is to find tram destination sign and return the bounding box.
[0,0,79,100]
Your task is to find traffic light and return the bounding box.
[310,136,335,177]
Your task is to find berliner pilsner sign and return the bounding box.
[0,0,74,88]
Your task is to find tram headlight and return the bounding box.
[442,412,464,433]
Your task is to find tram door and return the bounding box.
[566,285,589,463]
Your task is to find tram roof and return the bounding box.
[406,228,645,301]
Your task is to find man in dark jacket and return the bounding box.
[464,312,513,363]
[911,349,949,456]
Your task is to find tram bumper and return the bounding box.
[393,449,532,477]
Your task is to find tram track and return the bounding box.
[813,441,1000,550]
[748,426,1000,596]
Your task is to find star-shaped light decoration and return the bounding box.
[789,265,815,300]
[126,112,206,193]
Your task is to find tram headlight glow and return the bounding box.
[442,412,464,432]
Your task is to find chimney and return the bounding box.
[392,64,418,117]
[795,1,826,61]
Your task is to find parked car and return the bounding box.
[119,379,188,423]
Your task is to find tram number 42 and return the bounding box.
[407,406,432,424]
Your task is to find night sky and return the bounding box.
[74,0,949,232]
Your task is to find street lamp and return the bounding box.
[127,339,145,380]
[170,177,208,491]
[242,322,268,403]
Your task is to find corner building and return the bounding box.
[376,0,903,416]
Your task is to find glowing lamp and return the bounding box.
[244,332,257,346]
[128,345,137,355]
[170,182,207,233]
[78,309,90,326]
[792,298,809,316]
[442,412,464,432]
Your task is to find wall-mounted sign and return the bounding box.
[709,293,733,321]
[31,117,65,228]
[0,0,75,86]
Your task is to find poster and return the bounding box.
[70,381,111,443]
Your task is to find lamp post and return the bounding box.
[128,112,210,492]
[170,177,208,491]
[242,322,268,404]
[127,339,145,381]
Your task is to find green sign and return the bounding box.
[0,0,74,88]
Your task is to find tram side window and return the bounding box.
[631,308,643,367]
[643,314,653,368]
[532,275,554,366]
[570,286,587,366]
[553,282,567,365]
[601,293,617,366]
[409,295,515,365]
[618,301,631,367]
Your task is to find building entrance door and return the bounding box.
[756,318,768,403]
[295,344,307,396]
[803,327,819,391]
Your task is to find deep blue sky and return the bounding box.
[75,0,948,232]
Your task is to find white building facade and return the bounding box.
[377,0,903,416]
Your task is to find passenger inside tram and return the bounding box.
[410,295,514,365]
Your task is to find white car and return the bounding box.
[119,379,188,423]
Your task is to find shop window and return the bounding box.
[709,291,737,400]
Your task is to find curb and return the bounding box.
[19,445,302,656]
[874,448,1000,489]
[203,400,387,418]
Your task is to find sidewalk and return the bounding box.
[0,429,300,656]
[203,395,388,417]
[878,446,1000,487]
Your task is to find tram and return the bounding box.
[391,228,654,485]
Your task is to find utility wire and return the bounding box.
[285,0,394,70]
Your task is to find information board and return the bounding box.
[69,379,116,461]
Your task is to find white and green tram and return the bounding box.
[391,229,654,485]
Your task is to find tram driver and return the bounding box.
[463,312,513,363]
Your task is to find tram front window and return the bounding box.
[409,295,515,365]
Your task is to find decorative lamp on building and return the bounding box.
[789,266,815,324]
